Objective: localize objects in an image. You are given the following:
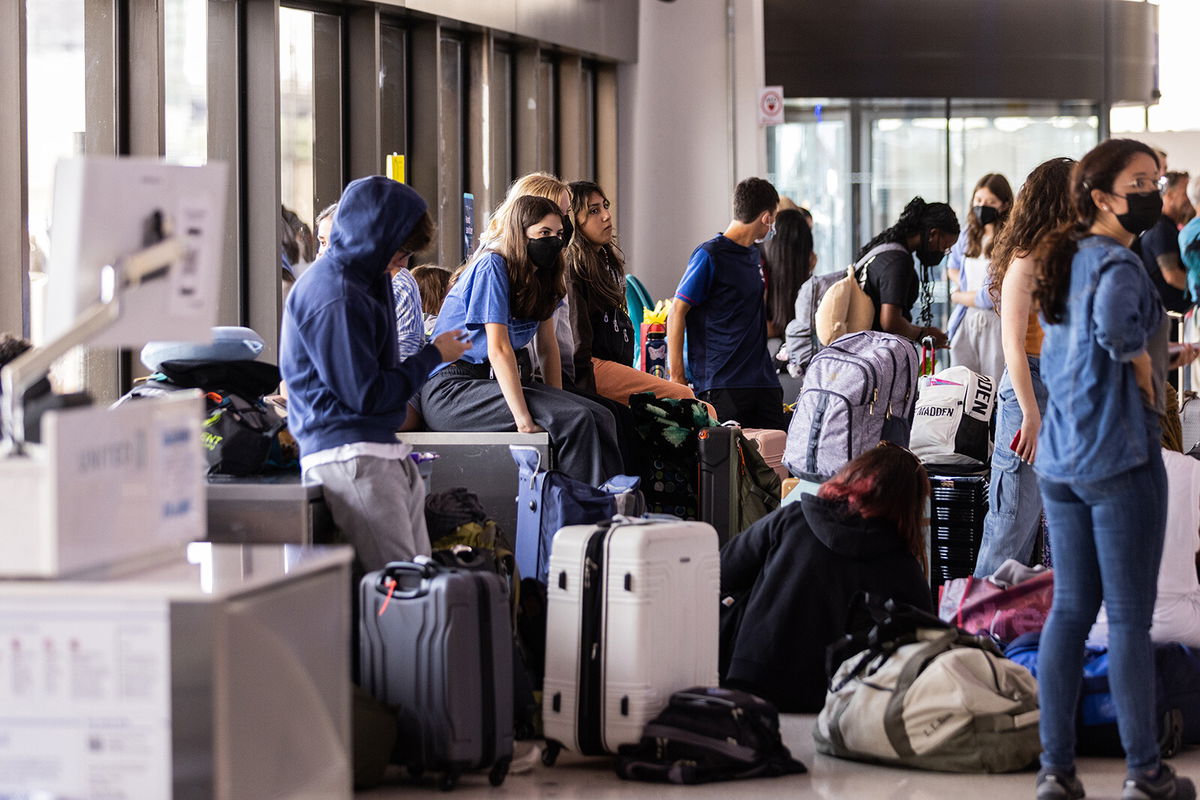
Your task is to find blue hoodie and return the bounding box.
[280,176,442,456]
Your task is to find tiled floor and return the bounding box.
[356,714,1200,799]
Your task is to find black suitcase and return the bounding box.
[698,426,781,545]
[698,425,738,544]
[926,465,989,594]
[359,559,513,790]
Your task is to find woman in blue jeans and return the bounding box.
[973,158,1075,578]
[1032,139,1192,800]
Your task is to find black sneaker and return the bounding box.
[1038,766,1086,800]
[1122,764,1197,800]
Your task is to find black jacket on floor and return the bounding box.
[719,493,932,713]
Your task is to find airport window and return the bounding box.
[279,6,316,232]
[494,46,515,190]
[582,62,598,182]
[766,111,852,277]
[380,24,409,179]
[537,54,558,174]
[164,0,207,166]
[440,34,467,267]
[25,0,86,347]
[770,98,1100,330]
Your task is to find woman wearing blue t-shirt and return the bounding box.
[419,194,623,485]
[1031,138,1192,800]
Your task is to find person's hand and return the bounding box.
[432,329,471,363]
[1014,411,1040,465]
[1169,342,1200,370]
[515,416,545,434]
[670,374,689,387]
[920,327,949,349]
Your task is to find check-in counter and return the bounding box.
[206,473,335,545]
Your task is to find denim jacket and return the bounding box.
[1036,235,1163,483]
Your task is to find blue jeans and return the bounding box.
[974,358,1049,577]
[1037,444,1167,773]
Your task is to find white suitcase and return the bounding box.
[540,517,720,764]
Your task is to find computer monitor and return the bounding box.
[44,156,228,348]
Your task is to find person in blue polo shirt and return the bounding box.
[667,177,787,430]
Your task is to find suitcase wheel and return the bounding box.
[488,757,511,787]
[437,771,460,792]
[1160,708,1184,759]
[542,741,561,767]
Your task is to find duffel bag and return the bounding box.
[815,596,1040,773]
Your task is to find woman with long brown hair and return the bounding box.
[718,444,932,713]
[418,194,622,485]
[947,173,1013,382]
[1031,139,1194,800]
[564,180,710,411]
[972,158,1074,578]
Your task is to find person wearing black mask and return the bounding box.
[1138,171,1192,356]
[1029,137,1198,800]
[419,194,623,485]
[946,173,1013,383]
[858,197,960,346]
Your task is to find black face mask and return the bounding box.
[561,216,574,248]
[972,205,1000,227]
[527,236,564,270]
[1115,190,1163,235]
[915,230,945,268]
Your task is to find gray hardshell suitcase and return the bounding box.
[783,330,919,481]
[359,560,513,790]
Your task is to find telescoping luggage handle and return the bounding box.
[919,335,937,378]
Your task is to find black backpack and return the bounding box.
[118,359,294,476]
[615,687,806,785]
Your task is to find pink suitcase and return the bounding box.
[741,427,790,481]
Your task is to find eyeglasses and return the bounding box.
[1114,177,1160,195]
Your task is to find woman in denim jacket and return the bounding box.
[1031,139,1193,800]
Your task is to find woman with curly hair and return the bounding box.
[859,197,960,345]
[972,158,1074,577]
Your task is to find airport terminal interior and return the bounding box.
[6,0,1200,798]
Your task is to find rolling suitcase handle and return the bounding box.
[376,561,437,600]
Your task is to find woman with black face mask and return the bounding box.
[857,197,960,346]
[946,173,1013,384]
[1029,138,1195,800]
[419,194,624,485]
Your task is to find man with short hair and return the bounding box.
[1139,170,1191,316]
[281,176,468,570]
[668,177,787,430]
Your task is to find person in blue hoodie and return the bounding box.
[281,176,469,571]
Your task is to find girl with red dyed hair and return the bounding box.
[718,444,932,712]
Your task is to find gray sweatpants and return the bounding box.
[305,456,430,572]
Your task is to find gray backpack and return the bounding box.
[782,330,918,481]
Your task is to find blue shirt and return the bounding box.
[430,252,542,375]
[1178,216,1200,304]
[1036,235,1164,483]
[391,268,426,360]
[675,234,778,393]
